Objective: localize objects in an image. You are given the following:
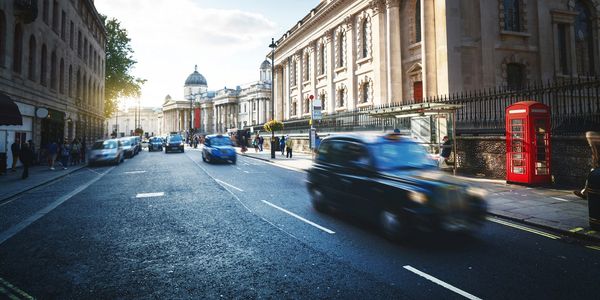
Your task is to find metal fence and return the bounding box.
[246,77,600,136]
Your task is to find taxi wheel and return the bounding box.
[380,210,410,242]
[310,186,329,213]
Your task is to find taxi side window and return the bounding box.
[317,140,331,162]
[341,142,370,169]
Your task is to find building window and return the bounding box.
[557,23,569,75]
[78,31,82,56]
[304,97,310,114]
[360,19,369,58]
[415,0,421,42]
[28,35,36,81]
[337,88,345,107]
[61,11,66,40]
[506,63,525,90]
[319,43,325,75]
[574,0,595,76]
[50,51,57,90]
[40,44,47,85]
[42,0,49,24]
[503,0,522,32]
[319,92,326,112]
[291,59,298,87]
[361,81,371,103]
[52,0,59,32]
[76,69,81,99]
[13,24,23,74]
[68,65,73,97]
[84,38,88,63]
[303,52,310,82]
[59,58,64,94]
[337,31,345,67]
[292,102,297,116]
[0,10,6,67]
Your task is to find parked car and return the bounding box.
[148,137,163,152]
[130,136,141,155]
[119,137,136,158]
[165,134,185,153]
[202,134,237,164]
[306,133,488,241]
[88,139,124,166]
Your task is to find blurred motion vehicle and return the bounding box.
[131,136,141,155]
[202,134,236,164]
[119,137,136,158]
[165,134,185,153]
[306,133,487,241]
[88,139,124,166]
[148,137,163,152]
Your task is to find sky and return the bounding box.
[94,0,319,108]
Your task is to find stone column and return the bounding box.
[422,0,437,97]
[326,31,335,113]
[385,0,402,104]
[371,0,387,106]
[345,15,357,110]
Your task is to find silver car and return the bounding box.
[88,139,124,166]
[120,137,135,158]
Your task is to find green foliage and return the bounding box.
[134,128,144,136]
[263,120,284,133]
[102,15,146,118]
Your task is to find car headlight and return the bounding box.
[408,191,428,204]
[466,187,488,198]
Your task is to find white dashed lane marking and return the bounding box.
[135,192,164,198]
[403,265,482,300]
[261,200,335,234]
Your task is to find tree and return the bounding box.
[102,15,146,118]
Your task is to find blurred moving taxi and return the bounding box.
[202,134,236,164]
[306,133,487,241]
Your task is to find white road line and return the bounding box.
[403,266,482,300]
[215,179,244,192]
[243,170,250,173]
[487,217,561,239]
[135,192,164,198]
[0,167,115,245]
[125,171,146,174]
[551,197,569,202]
[261,200,335,234]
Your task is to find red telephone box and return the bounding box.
[506,101,551,184]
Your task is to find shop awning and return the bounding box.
[0,92,23,126]
[364,102,463,118]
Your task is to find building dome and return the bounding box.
[260,59,271,70]
[185,65,207,86]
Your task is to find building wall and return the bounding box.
[0,0,106,162]
[106,107,162,138]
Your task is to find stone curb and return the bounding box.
[0,165,87,203]
[241,152,600,244]
[487,211,600,243]
[237,152,307,172]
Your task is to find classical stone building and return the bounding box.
[106,107,163,138]
[162,66,208,135]
[0,0,106,166]
[271,0,599,121]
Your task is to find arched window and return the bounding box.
[319,43,325,75]
[337,87,345,107]
[59,58,64,94]
[337,31,345,67]
[13,23,23,74]
[68,65,73,96]
[503,0,521,32]
[361,81,371,103]
[507,63,525,90]
[415,0,421,42]
[0,10,6,67]
[50,51,57,90]
[361,19,369,58]
[574,0,595,75]
[40,44,47,85]
[303,52,310,82]
[28,35,36,81]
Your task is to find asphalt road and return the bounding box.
[0,146,599,299]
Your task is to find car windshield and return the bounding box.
[121,139,131,146]
[92,141,117,150]
[168,135,182,142]
[371,141,436,170]
[210,137,232,146]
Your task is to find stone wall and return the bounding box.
[456,135,592,187]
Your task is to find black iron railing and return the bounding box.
[245,77,600,136]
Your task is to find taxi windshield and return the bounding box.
[371,141,435,170]
[210,137,232,146]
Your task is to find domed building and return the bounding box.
[162,66,209,136]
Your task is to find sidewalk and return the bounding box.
[237,148,600,242]
[0,163,86,202]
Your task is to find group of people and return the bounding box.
[45,138,87,171]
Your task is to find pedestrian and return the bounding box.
[71,138,81,165]
[10,139,20,172]
[285,135,293,158]
[80,137,87,163]
[439,136,453,168]
[19,142,33,179]
[48,140,58,170]
[258,135,264,152]
[60,139,71,169]
[253,134,259,152]
[279,135,286,156]
[28,140,36,165]
[313,133,321,159]
[574,131,600,199]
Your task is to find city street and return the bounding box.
[1,148,599,299]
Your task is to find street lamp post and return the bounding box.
[269,38,276,159]
[187,93,196,144]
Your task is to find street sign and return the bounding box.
[312,98,322,120]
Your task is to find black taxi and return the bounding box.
[306,133,487,241]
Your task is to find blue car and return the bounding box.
[202,134,236,164]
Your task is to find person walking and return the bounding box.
[253,134,259,153]
[71,138,81,165]
[59,139,71,169]
[439,136,453,168]
[575,131,600,199]
[10,139,21,172]
[48,140,58,170]
[19,142,33,179]
[80,138,87,163]
[279,135,286,156]
[285,135,293,158]
[28,140,36,165]
[258,135,264,152]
